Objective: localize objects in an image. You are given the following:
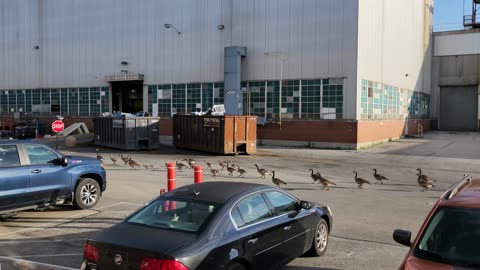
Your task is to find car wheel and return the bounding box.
[307,218,329,257]
[226,262,246,270]
[73,178,101,209]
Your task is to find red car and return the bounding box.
[393,175,480,270]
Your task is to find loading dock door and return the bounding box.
[440,86,478,131]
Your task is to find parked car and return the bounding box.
[0,141,106,217]
[393,175,480,270]
[81,182,332,270]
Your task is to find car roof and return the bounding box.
[162,181,272,204]
[440,178,480,208]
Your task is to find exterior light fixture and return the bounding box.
[164,23,182,35]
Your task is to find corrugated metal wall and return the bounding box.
[0,0,359,118]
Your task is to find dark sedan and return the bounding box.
[81,182,333,270]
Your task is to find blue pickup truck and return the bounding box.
[0,141,106,217]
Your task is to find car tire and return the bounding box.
[73,178,101,209]
[226,262,246,270]
[307,218,329,257]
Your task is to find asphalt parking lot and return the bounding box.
[1,131,480,270]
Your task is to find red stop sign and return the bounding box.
[52,120,65,133]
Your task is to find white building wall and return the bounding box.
[434,30,480,56]
[0,0,359,118]
[357,0,433,118]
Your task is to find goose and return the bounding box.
[227,166,237,176]
[110,154,117,165]
[128,159,141,170]
[416,168,436,183]
[184,158,197,168]
[353,171,370,189]
[317,172,336,190]
[205,161,213,170]
[120,154,130,165]
[254,164,272,179]
[271,171,287,187]
[373,169,389,184]
[218,161,228,170]
[143,164,150,170]
[237,168,247,177]
[210,169,221,177]
[176,160,187,171]
[417,173,435,191]
[96,148,104,161]
[148,164,154,170]
[309,169,321,184]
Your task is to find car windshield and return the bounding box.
[414,206,480,268]
[126,198,219,233]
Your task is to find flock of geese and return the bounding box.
[96,149,437,192]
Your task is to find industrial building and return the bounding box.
[0,0,440,148]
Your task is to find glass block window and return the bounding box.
[172,84,186,114]
[50,89,59,114]
[157,85,172,117]
[0,91,7,114]
[266,80,279,120]
[8,91,16,113]
[202,83,214,111]
[148,85,156,114]
[301,79,321,120]
[60,89,68,115]
[213,82,224,105]
[322,79,343,120]
[100,87,109,113]
[361,79,430,119]
[89,87,100,116]
[186,83,201,114]
[68,88,79,116]
[17,90,26,113]
[79,88,89,116]
[244,81,266,117]
[25,89,32,113]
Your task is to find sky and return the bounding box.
[434,0,471,31]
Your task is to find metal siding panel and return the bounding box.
[434,32,480,56]
[440,87,478,131]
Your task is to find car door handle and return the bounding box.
[284,226,292,231]
[247,238,258,244]
[31,169,42,174]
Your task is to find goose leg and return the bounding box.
[321,186,325,190]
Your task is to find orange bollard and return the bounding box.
[166,162,176,210]
[167,162,176,191]
[194,166,203,184]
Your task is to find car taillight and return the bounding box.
[140,258,189,270]
[83,243,100,262]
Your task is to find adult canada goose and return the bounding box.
[227,166,237,176]
[96,148,104,161]
[128,159,141,170]
[237,168,247,177]
[417,174,435,191]
[309,169,321,184]
[210,169,221,177]
[271,171,287,187]
[353,171,370,189]
[120,154,130,165]
[218,161,228,170]
[317,172,336,190]
[373,169,389,184]
[176,160,187,171]
[254,164,272,179]
[184,159,197,168]
[416,168,436,183]
[110,154,117,165]
[143,164,150,170]
[205,161,213,170]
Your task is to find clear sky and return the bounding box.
[434,0,470,31]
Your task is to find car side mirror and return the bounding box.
[297,200,311,210]
[61,156,68,167]
[393,229,411,247]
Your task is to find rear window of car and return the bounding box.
[0,145,21,167]
[414,206,480,268]
[126,198,219,233]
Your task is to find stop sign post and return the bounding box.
[52,120,64,149]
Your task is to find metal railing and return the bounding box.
[0,256,78,270]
